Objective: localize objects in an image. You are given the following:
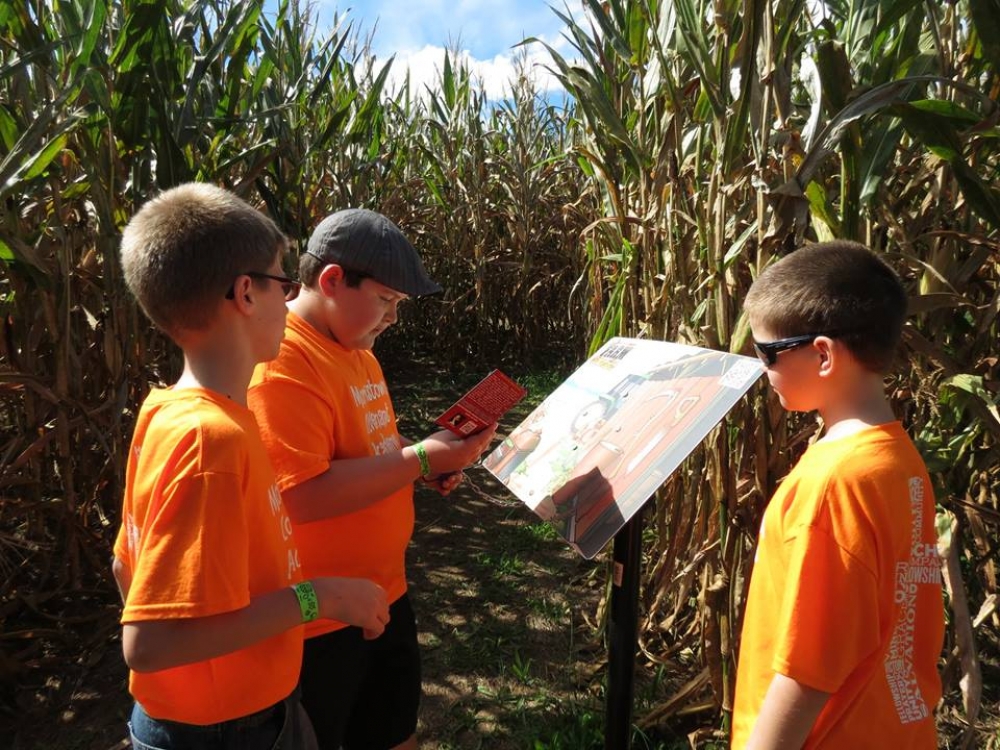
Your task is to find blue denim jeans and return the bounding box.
[128,691,318,750]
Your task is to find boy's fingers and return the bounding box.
[467,424,497,452]
[365,601,390,639]
[435,472,464,495]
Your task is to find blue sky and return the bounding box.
[310,1,587,98]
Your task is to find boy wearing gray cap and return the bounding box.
[248,209,496,750]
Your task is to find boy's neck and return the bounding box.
[817,371,896,442]
[174,330,256,406]
[288,294,340,345]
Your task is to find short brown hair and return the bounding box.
[744,241,908,373]
[120,183,286,336]
[298,252,371,288]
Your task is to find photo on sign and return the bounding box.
[482,338,763,559]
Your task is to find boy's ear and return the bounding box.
[815,336,835,376]
[230,275,257,314]
[317,263,345,296]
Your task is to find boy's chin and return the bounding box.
[344,333,379,351]
[774,392,798,411]
[362,329,387,347]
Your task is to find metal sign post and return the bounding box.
[604,506,644,750]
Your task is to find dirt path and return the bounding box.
[408,470,607,748]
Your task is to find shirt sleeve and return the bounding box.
[122,471,251,622]
[771,524,882,693]
[248,377,336,493]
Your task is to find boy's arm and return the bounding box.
[281,425,496,523]
[112,555,132,603]
[400,436,466,496]
[122,577,388,673]
[745,673,830,750]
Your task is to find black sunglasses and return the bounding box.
[752,331,845,366]
[225,272,301,302]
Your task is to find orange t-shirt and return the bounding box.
[113,388,303,725]
[248,312,413,638]
[731,422,943,748]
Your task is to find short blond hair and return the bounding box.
[120,183,286,337]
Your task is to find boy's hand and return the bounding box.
[313,577,390,640]
[420,424,498,476]
[421,470,465,496]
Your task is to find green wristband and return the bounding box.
[413,442,432,477]
[292,581,319,623]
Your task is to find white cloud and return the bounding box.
[379,36,568,101]
[315,0,587,100]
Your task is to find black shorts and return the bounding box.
[299,593,421,750]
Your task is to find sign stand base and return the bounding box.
[604,507,644,750]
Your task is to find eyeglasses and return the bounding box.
[225,272,301,302]
[752,331,845,366]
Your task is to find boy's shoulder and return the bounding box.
[801,422,920,468]
[785,423,929,509]
[137,388,256,456]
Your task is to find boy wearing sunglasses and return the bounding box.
[732,241,943,748]
[247,209,496,750]
[112,183,390,750]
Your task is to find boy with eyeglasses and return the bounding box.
[248,208,497,750]
[731,240,944,749]
[112,183,390,750]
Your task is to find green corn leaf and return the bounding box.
[673,0,724,117]
[723,223,756,269]
[941,374,1000,425]
[20,133,68,181]
[109,0,167,71]
[582,0,635,64]
[722,0,766,172]
[795,75,979,188]
[907,99,982,124]
[308,22,352,107]
[968,0,1000,71]
[815,40,853,115]
[0,230,49,276]
[348,57,393,144]
[75,0,108,70]
[859,118,904,205]
[893,101,1000,228]
[0,85,81,199]
[176,1,261,147]
[0,106,17,151]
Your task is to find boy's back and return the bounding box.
[113,183,389,749]
[733,422,942,746]
[116,387,301,723]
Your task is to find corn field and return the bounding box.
[1,0,997,746]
